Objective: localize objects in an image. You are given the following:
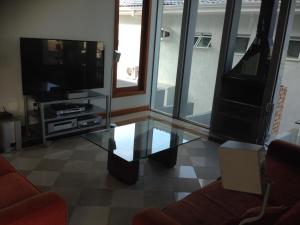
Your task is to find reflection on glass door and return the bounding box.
[152,0,185,115]
[232,0,262,68]
[116,0,143,88]
[179,0,227,126]
[274,6,299,136]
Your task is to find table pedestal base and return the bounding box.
[149,147,178,168]
[107,151,139,185]
[107,148,178,185]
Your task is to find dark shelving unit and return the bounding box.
[210,0,280,144]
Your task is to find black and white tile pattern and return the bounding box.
[2,135,220,225]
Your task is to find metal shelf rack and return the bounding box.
[24,91,110,144]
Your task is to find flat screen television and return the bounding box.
[20,38,105,97]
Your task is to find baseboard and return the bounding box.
[99,105,150,118]
[111,105,150,117]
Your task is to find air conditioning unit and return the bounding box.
[161,27,171,40]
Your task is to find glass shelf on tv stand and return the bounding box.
[43,105,106,122]
[33,91,107,105]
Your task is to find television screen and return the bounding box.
[20,38,105,96]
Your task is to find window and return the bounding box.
[113,0,151,97]
[287,37,300,61]
[194,33,212,49]
[234,35,250,54]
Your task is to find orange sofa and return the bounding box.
[0,155,67,225]
[133,140,300,225]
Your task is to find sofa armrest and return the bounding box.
[0,192,67,225]
[275,200,300,225]
[0,156,15,176]
[133,208,181,225]
[267,140,300,166]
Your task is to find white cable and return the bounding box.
[239,182,271,225]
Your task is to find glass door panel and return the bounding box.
[232,0,262,68]
[152,0,185,115]
[117,1,143,88]
[179,0,227,126]
[273,7,299,137]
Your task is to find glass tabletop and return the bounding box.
[82,119,200,162]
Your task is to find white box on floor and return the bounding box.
[218,141,265,194]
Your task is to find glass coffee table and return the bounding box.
[82,119,200,184]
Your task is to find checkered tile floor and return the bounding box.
[2,136,220,225]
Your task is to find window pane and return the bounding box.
[117,1,143,88]
[197,35,212,48]
[235,36,250,54]
[152,0,185,115]
[232,1,262,68]
[179,0,226,126]
[287,40,300,59]
[271,7,299,140]
[194,36,200,45]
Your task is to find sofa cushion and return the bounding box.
[0,156,15,176]
[266,156,300,206]
[222,205,288,225]
[163,194,235,225]
[0,173,39,209]
[275,201,300,225]
[0,192,67,225]
[162,181,262,225]
[267,140,300,167]
[242,205,287,225]
[198,181,263,214]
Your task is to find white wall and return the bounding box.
[0,0,152,120]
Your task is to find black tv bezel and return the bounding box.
[20,37,105,97]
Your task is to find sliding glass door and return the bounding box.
[151,0,295,143]
[151,0,185,115]
[151,0,227,127]
[179,0,227,127]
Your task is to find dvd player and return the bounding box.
[78,115,102,128]
[55,107,86,116]
[48,118,77,134]
[50,103,91,116]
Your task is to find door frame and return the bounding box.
[113,0,152,98]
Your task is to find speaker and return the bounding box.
[0,118,22,152]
